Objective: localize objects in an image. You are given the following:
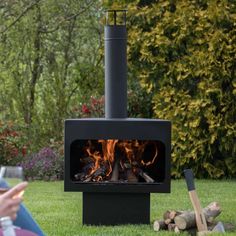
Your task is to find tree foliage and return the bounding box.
[0,0,103,146]
[105,0,236,178]
[0,120,27,165]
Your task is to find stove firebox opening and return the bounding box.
[70,139,165,184]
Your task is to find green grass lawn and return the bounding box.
[23,180,236,236]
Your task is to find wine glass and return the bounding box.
[0,166,24,196]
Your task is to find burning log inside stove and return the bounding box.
[134,168,155,183]
[123,162,138,183]
[73,139,159,183]
[110,157,120,182]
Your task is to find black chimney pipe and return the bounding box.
[105,10,127,119]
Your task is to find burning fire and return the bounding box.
[79,139,158,182]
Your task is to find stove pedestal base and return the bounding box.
[83,192,150,225]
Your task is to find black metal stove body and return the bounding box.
[65,118,171,193]
[65,118,171,225]
[64,10,171,225]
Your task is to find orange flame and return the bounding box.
[99,139,118,176]
[86,145,102,176]
[141,142,158,166]
[83,140,158,181]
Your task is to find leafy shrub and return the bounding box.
[0,120,27,165]
[106,0,236,178]
[20,147,64,181]
[70,96,105,118]
[127,79,153,118]
[70,84,153,119]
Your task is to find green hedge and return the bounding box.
[106,0,236,178]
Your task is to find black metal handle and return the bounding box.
[184,169,195,191]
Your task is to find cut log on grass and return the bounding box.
[163,210,189,225]
[169,210,186,220]
[202,202,221,223]
[169,210,177,220]
[163,210,171,220]
[168,223,176,231]
[164,218,172,225]
[168,223,181,233]
[163,209,187,220]
[174,226,181,233]
[174,202,221,230]
[153,220,167,231]
[174,211,196,230]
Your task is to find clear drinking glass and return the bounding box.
[0,166,24,196]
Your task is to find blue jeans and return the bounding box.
[0,179,45,236]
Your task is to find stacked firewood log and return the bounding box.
[153,202,234,234]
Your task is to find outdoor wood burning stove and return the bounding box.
[64,10,171,225]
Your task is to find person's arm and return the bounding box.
[0,180,45,236]
[0,182,28,220]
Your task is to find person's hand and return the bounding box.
[0,182,28,220]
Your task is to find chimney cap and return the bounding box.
[105,9,127,26]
